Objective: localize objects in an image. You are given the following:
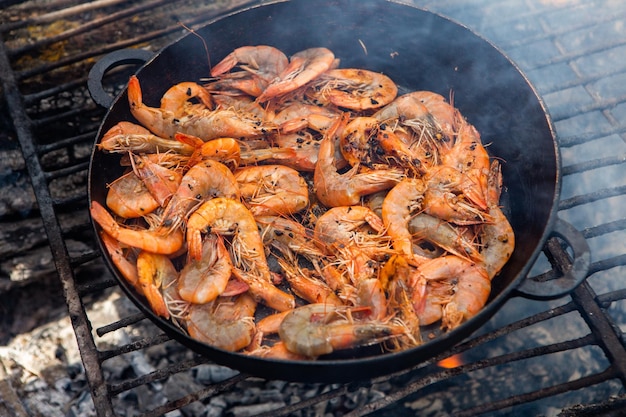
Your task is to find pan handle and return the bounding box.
[87,49,154,108]
[515,218,590,300]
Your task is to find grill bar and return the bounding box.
[0,32,116,416]
[455,368,619,417]
[7,0,174,57]
[572,282,626,383]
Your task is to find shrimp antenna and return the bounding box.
[178,22,211,71]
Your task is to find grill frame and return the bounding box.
[2,0,626,415]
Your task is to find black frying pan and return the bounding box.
[88,0,589,382]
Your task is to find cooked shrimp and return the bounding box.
[90,201,184,255]
[257,47,335,102]
[314,114,405,207]
[186,293,257,352]
[480,160,515,279]
[354,278,389,321]
[131,154,182,207]
[256,310,292,334]
[373,93,443,162]
[269,130,349,172]
[410,91,460,142]
[423,166,491,225]
[178,234,232,304]
[386,276,422,348]
[99,121,195,155]
[212,94,269,120]
[234,165,309,216]
[99,230,140,290]
[186,197,295,311]
[441,120,490,210]
[160,81,213,117]
[105,171,160,218]
[232,269,296,312]
[209,45,289,97]
[375,126,428,176]
[310,68,398,110]
[408,213,482,262]
[136,251,179,319]
[313,205,390,261]
[128,75,270,141]
[382,178,429,266]
[256,215,324,261]
[246,340,309,360]
[416,255,490,329]
[373,92,433,125]
[314,205,391,289]
[174,133,241,169]
[273,103,339,134]
[339,116,379,167]
[278,303,407,357]
[277,256,343,306]
[160,160,240,232]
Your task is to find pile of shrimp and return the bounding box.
[92,45,515,360]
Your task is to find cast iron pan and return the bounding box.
[87,0,589,382]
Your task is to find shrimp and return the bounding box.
[209,45,289,97]
[105,171,160,218]
[354,278,389,321]
[314,114,405,207]
[136,251,179,319]
[373,92,433,126]
[273,103,339,134]
[386,275,422,348]
[178,234,232,304]
[410,91,460,142]
[339,116,379,167]
[277,256,344,306]
[131,154,182,207]
[381,178,430,266]
[90,201,184,255]
[212,94,269,121]
[128,75,271,141]
[278,303,407,357]
[256,310,292,334]
[313,205,391,261]
[314,206,391,292]
[186,197,295,311]
[310,68,398,110]
[441,120,490,210]
[257,47,335,102]
[234,165,309,217]
[160,160,240,232]
[416,255,490,330]
[160,81,213,117]
[239,146,297,167]
[480,160,515,280]
[373,93,443,161]
[99,230,140,290]
[269,130,348,172]
[247,341,308,360]
[423,166,491,225]
[232,269,296,312]
[99,121,195,155]
[256,215,324,261]
[375,126,428,176]
[174,133,241,169]
[186,293,257,352]
[408,213,482,262]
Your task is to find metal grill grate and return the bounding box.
[1,0,626,416]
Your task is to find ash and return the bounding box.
[0,274,391,417]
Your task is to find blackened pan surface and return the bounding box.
[88,0,559,382]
